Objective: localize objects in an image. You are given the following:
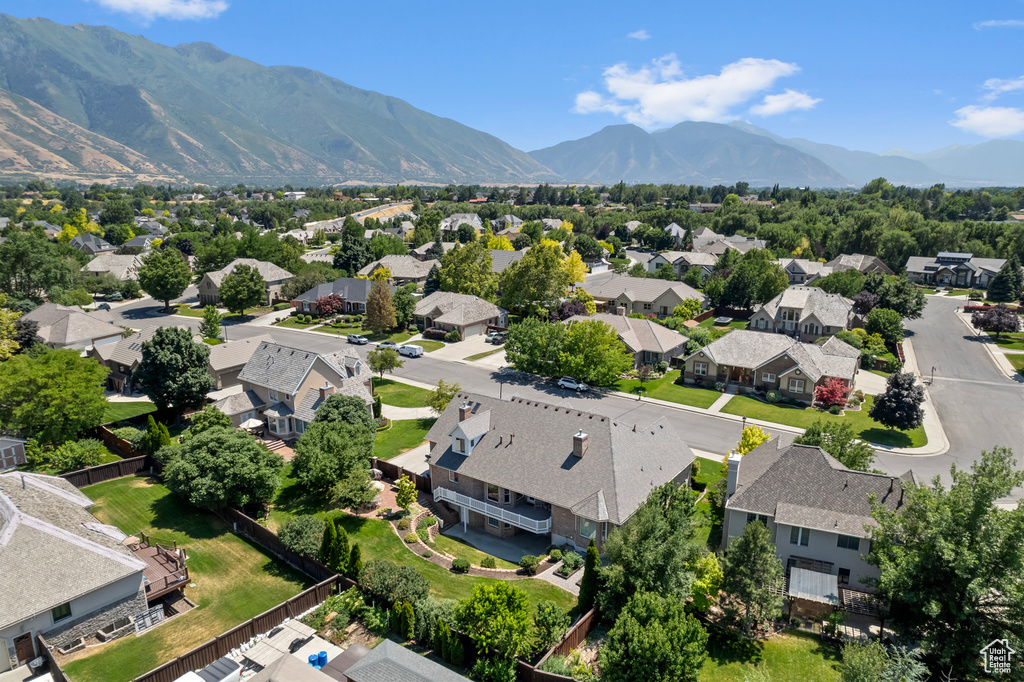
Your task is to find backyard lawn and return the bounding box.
[102,400,157,424]
[373,378,432,407]
[988,331,1024,351]
[615,370,720,409]
[699,629,841,682]
[64,477,311,682]
[425,532,520,570]
[374,418,436,461]
[721,395,927,448]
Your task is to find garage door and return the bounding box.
[464,324,481,337]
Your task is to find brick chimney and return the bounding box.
[459,401,472,422]
[572,429,589,458]
[726,451,742,498]
[615,305,627,316]
[318,383,335,401]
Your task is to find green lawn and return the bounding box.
[374,418,436,461]
[699,629,841,682]
[64,478,311,682]
[867,368,892,379]
[698,317,748,340]
[174,304,206,318]
[693,457,726,490]
[988,331,1024,351]
[373,378,432,407]
[943,289,973,297]
[1008,354,1024,376]
[276,316,321,329]
[425,532,520,570]
[313,325,413,344]
[417,339,446,352]
[464,348,504,362]
[721,395,927,448]
[102,400,157,424]
[615,370,720,409]
[202,338,223,345]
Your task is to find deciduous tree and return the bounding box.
[560,319,633,387]
[457,582,533,660]
[138,249,191,312]
[198,305,222,340]
[134,327,214,413]
[794,419,875,471]
[316,293,345,317]
[367,347,403,378]
[438,242,496,299]
[814,377,849,408]
[869,371,924,432]
[673,298,703,321]
[219,264,267,314]
[364,280,396,334]
[736,424,770,456]
[971,303,1020,340]
[499,239,571,314]
[721,521,785,634]
[865,307,904,345]
[293,394,375,495]
[427,379,461,415]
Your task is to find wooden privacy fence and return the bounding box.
[60,455,157,488]
[371,457,432,493]
[516,608,600,682]
[95,424,147,459]
[213,508,339,583]
[131,575,355,682]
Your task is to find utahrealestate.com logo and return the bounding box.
[980,639,1015,675]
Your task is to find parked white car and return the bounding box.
[398,344,424,357]
[557,376,589,392]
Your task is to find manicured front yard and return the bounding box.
[174,304,206,317]
[464,348,504,362]
[312,325,413,344]
[988,331,1024,351]
[373,378,432,407]
[699,629,841,682]
[65,477,311,682]
[276,316,320,329]
[374,418,436,460]
[615,370,721,409]
[102,400,157,424]
[721,395,927,448]
[416,339,445,352]
[1008,354,1024,376]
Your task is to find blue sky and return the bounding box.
[18,0,1024,154]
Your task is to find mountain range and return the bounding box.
[0,14,1021,188]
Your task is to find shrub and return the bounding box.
[656,360,669,372]
[405,532,418,543]
[470,657,517,682]
[422,550,432,558]
[535,600,571,652]
[562,551,584,571]
[765,390,782,403]
[703,378,716,390]
[444,329,462,343]
[279,515,326,558]
[398,518,410,531]
[451,558,470,573]
[714,381,725,391]
[32,439,107,474]
[273,302,290,311]
[549,549,563,562]
[359,560,429,606]
[828,405,843,415]
[423,327,447,340]
[691,459,702,482]
[519,554,541,575]
[481,557,496,569]
[111,426,145,449]
[417,527,430,544]
[290,309,301,317]
[421,516,437,528]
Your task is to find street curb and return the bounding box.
[954,310,1020,381]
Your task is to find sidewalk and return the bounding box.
[954,310,1021,380]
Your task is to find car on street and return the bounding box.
[557,376,589,392]
[378,341,399,350]
[398,344,424,357]
[347,334,368,345]
[490,331,508,345]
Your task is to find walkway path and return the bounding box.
[381,404,435,420]
[706,391,733,414]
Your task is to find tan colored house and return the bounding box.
[565,312,689,367]
[231,342,372,437]
[776,258,834,285]
[427,393,695,554]
[413,291,505,338]
[80,254,144,281]
[681,330,859,404]
[358,255,438,286]
[749,286,860,342]
[22,303,124,351]
[197,258,295,306]
[582,273,706,318]
[825,253,894,276]
[723,439,916,592]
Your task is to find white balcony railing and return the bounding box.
[433,487,552,534]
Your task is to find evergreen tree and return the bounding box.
[721,521,785,634]
[319,518,337,565]
[347,543,363,579]
[869,371,925,432]
[425,240,445,261]
[332,519,350,572]
[423,264,440,296]
[198,305,222,340]
[987,257,1021,303]
[578,538,600,613]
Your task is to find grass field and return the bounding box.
[464,348,504,362]
[64,478,311,682]
[615,370,721,409]
[1009,354,1024,376]
[699,629,841,682]
[173,304,206,318]
[867,368,892,379]
[102,400,157,424]
[721,395,927,448]
[374,418,436,460]
[373,378,432,407]
[425,532,520,570]
[416,339,445,353]
[988,331,1024,351]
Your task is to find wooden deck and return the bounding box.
[131,537,189,602]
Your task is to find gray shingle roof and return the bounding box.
[905,254,1006,276]
[825,254,893,275]
[428,393,695,525]
[685,329,856,382]
[727,440,913,538]
[291,277,380,305]
[206,258,294,286]
[212,390,266,416]
[0,472,145,630]
[207,334,275,372]
[412,241,457,257]
[344,638,471,682]
[754,286,856,329]
[566,313,687,355]
[583,273,705,305]
[70,233,114,253]
[489,249,527,274]
[358,255,438,279]
[237,342,363,395]
[414,291,502,327]
[293,379,372,423]
[22,303,124,347]
[82,253,144,279]
[92,327,159,367]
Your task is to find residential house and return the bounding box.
[290,278,391,315]
[412,241,457,260]
[905,252,1007,289]
[681,330,859,403]
[283,191,306,201]
[689,203,721,213]
[566,312,688,367]
[489,249,527,275]
[0,472,186,672]
[233,342,373,439]
[300,248,334,265]
[69,234,115,256]
[428,393,696,553]
[22,303,124,350]
[174,193,204,202]
[777,258,834,285]
[749,287,860,342]
[697,234,767,257]
[540,218,565,232]
[723,439,915,591]
[0,437,26,470]
[621,247,659,271]
[358,255,439,286]
[583,273,706,318]
[664,222,686,246]
[197,258,295,306]
[135,221,167,237]
[825,253,894,276]
[493,214,523,232]
[439,213,483,234]
[414,291,506,338]
[122,235,154,252]
[80,254,144,282]
[252,640,471,682]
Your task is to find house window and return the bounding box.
[503,522,512,529]
[578,517,597,539]
[837,534,860,551]
[601,522,609,540]
[269,389,279,402]
[747,513,768,526]
[294,419,306,435]
[448,470,458,483]
[456,437,466,453]
[274,418,288,433]
[788,378,805,393]
[789,526,810,547]
[837,568,851,585]
[487,484,499,502]
[761,372,776,383]
[52,602,72,623]
[487,517,499,528]
[694,361,708,376]
[643,303,652,311]
[503,489,512,504]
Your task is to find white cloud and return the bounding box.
[573,55,805,127]
[87,0,228,20]
[627,29,650,41]
[973,19,1024,29]
[982,75,1024,101]
[749,89,821,116]
[951,105,1024,137]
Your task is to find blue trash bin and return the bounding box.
[308,654,317,667]
[318,651,327,666]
